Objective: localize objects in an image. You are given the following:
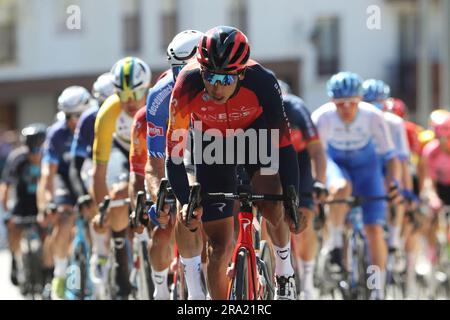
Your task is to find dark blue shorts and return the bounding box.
[298,150,314,211]
[54,174,77,206]
[193,116,278,223]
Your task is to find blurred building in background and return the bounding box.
[0,0,448,129]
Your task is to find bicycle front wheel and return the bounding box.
[228,248,249,300]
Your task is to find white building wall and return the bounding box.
[1,0,440,127]
[17,95,57,128]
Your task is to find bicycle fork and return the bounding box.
[228,211,259,300]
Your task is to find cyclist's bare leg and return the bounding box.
[6,220,22,257]
[202,217,234,300]
[52,205,75,264]
[108,182,132,297]
[387,199,405,251]
[364,224,387,298]
[108,182,130,232]
[295,208,317,261]
[294,208,317,299]
[328,180,352,257]
[150,224,174,270]
[403,218,419,296]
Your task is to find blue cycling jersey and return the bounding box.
[43,120,74,177]
[146,70,174,158]
[71,105,99,159]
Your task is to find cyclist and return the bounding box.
[312,72,401,300]
[69,72,115,299]
[37,86,91,299]
[279,79,327,300]
[0,124,47,288]
[362,79,413,253]
[417,109,450,192]
[383,97,424,296]
[421,114,450,258]
[129,30,205,300]
[91,57,151,299]
[166,26,305,300]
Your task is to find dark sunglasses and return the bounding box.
[202,69,240,86]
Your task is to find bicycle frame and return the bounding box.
[228,208,259,300]
[65,211,93,300]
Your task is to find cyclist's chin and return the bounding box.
[211,96,228,104]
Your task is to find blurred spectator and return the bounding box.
[0,128,20,249]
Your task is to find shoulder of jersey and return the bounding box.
[151,70,174,92]
[312,102,335,117]
[97,94,120,114]
[47,119,67,137]
[422,138,440,155]
[134,106,146,121]
[8,146,28,161]
[419,129,435,145]
[243,60,274,82]
[80,105,99,121]
[383,110,404,124]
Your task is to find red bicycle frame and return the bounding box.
[227,209,260,299]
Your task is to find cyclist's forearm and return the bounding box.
[166,156,190,205]
[307,142,327,184]
[0,183,9,212]
[279,146,300,195]
[69,156,88,197]
[145,158,165,202]
[400,160,413,191]
[386,157,401,184]
[37,176,53,211]
[129,173,145,209]
[92,163,109,204]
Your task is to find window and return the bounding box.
[0,0,17,64]
[230,0,247,33]
[398,11,418,62]
[161,0,177,51]
[311,16,340,76]
[123,0,141,54]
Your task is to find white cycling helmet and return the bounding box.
[92,72,115,103]
[57,86,91,115]
[167,30,204,68]
[111,57,151,92]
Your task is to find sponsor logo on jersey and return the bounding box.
[147,122,163,138]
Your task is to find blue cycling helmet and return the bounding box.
[327,72,363,99]
[362,79,391,103]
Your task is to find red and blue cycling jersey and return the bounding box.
[166,59,292,156]
[166,59,299,204]
[283,94,320,153]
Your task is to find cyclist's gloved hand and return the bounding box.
[148,204,159,227]
[313,181,328,201]
[402,189,419,211]
[388,179,402,204]
[149,203,171,228]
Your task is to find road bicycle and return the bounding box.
[185,183,299,300]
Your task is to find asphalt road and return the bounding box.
[0,249,24,300]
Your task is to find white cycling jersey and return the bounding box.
[311,102,395,166]
[381,111,410,161]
